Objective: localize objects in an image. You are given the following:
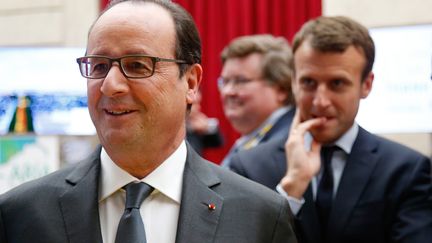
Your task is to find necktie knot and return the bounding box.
[124,182,153,210]
[320,145,338,167]
[116,182,153,243]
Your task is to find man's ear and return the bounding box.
[185,63,203,105]
[361,71,374,99]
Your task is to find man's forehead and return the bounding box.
[88,1,176,54]
[94,2,174,32]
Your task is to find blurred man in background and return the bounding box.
[219,34,295,166]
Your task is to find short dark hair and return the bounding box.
[221,34,294,105]
[291,16,375,80]
[94,0,201,77]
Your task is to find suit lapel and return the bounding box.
[59,147,103,243]
[327,128,379,242]
[273,140,288,173]
[175,145,223,243]
[262,108,295,142]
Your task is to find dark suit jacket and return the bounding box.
[258,108,295,144]
[186,128,223,155]
[223,108,295,166]
[229,127,432,243]
[0,144,297,243]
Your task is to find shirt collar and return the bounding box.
[334,123,358,154]
[99,141,187,204]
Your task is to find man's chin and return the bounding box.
[310,129,339,144]
[226,113,243,124]
[100,129,134,145]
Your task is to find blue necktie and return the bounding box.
[316,146,338,237]
[115,182,154,243]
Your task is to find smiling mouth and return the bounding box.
[105,110,132,115]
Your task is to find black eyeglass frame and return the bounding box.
[76,54,189,79]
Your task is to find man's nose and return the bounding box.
[312,86,331,108]
[219,82,238,97]
[100,65,129,97]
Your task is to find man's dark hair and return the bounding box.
[95,0,201,77]
[291,16,375,80]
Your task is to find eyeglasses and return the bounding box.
[217,76,260,90]
[76,55,189,79]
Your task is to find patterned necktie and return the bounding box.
[316,146,338,236]
[115,182,154,243]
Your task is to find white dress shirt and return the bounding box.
[98,141,187,243]
[277,123,358,215]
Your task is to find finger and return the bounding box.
[310,139,322,156]
[309,139,323,174]
[286,110,305,147]
[289,109,301,134]
[291,116,325,138]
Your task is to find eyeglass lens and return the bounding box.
[218,77,255,89]
[79,56,154,78]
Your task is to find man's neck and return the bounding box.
[103,138,184,179]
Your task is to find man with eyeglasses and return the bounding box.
[219,34,296,167]
[0,1,297,243]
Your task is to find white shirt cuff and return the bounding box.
[276,183,305,215]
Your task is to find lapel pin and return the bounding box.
[208,203,216,211]
[202,202,216,211]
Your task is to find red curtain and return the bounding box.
[100,0,109,10]
[100,0,321,164]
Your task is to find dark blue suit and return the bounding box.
[257,108,295,144]
[229,127,432,243]
[222,108,295,167]
[232,108,296,149]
